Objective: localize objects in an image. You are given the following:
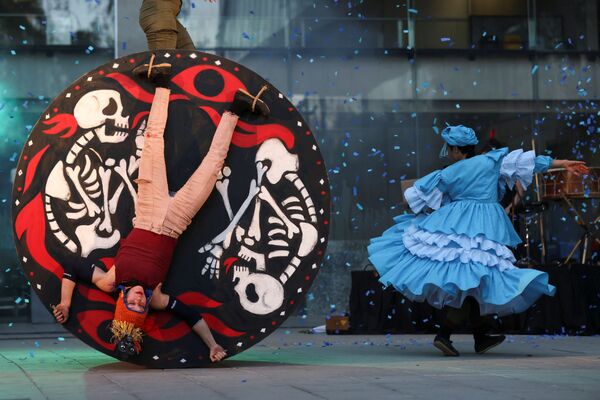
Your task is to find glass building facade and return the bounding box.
[1,0,599,321]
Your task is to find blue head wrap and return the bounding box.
[439,125,478,158]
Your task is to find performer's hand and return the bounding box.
[150,283,170,310]
[52,303,70,324]
[210,344,227,362]
[561,160,589,176]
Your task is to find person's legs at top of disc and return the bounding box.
[131,57,173,229]
[140,0,196,50]
[175,20,195,50]
[163,86,270,238]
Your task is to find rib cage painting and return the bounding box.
[12,51,331,368]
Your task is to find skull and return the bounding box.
[73,90,130,143]
[255,139,299,184]
[233,266,284,315]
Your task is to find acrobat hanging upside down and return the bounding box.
[52,54,270,361]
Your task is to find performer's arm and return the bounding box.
[53,262,114,323]
[403,170,444,214]
[549,159,588,175]
[92,267,116,293]
[151,283,227,362]
[53,278,75,324]
[190,320,227,362]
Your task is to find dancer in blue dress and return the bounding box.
[368,125,588,356]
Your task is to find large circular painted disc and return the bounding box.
[12,50,330,368]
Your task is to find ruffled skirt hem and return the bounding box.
[368,214,556,316]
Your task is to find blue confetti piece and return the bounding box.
[242,32,250,40]
[408,8,418,14]
[356,203,363,211]
[531,65,539,75]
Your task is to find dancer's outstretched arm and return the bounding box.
[550,159,588,175]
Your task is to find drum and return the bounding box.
[541,167,600,199]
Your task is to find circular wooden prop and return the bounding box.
[12,51,330,368]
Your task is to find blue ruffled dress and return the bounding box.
[368,148,556,316]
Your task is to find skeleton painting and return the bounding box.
[12,51,330,368]
[45,90,144,257]
[200,138,319,315]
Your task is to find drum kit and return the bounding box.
[519,167,600,265]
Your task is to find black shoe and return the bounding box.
[133,54,172,84]
[433,334,460,357]
[230,86,270,117]
[474,334,505,354]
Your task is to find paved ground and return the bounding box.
[1,326,599,400]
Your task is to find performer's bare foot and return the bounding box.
[210,344,227,362]
[230,85,270,117]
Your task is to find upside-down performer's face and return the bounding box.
[125,285,148,312]
[110,286,152,355]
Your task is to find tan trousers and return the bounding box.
[134,88,238,238]
[139,0,195,50]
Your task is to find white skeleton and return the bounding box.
[199,138,319,315]
[44,90,144,257]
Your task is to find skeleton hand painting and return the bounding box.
[44,90,145,257]
[199,138,319,315]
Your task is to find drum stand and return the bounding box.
[516,202,547,266]
[562,195,600,265]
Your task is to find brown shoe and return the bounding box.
[133,54,172,82]
[230,86,270,117]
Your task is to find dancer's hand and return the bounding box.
[150,283,170,310]
[52,303,70,324]
[559,160,589,176]
[210,344,227,362]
